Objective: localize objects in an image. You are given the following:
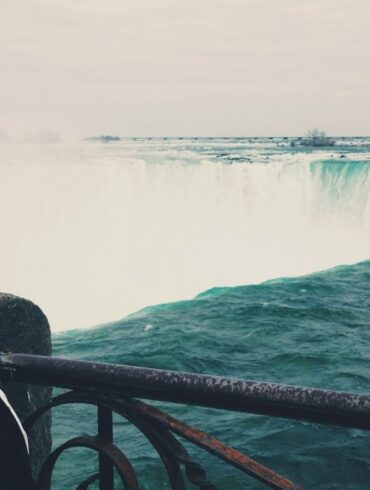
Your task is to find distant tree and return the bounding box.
[88,135,121,142]
[298,128,335,147]
[308,128,325,138]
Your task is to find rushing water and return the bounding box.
[1,137,370,331]
[1,137,370,488]
[53,259,370,489]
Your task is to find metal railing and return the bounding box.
[1,352,370,489]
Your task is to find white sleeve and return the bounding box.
[0,389,29,453]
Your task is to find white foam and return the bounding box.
[0,140,369,331]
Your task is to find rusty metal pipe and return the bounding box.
[0,353,370,430]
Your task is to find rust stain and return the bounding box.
[137,402,302,490]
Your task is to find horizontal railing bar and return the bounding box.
[1,353,370,430]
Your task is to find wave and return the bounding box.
[52,259,370,488]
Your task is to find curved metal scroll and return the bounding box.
[75,473,99,489]
[36,436,138,490]
[24,392,215,489]
[24,390,300,490]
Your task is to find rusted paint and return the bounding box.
[25,392,192,489]
[2,352,370,429]
[24,390,301,489]
[136,401,301,490]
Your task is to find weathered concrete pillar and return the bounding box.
[0,293,52,478]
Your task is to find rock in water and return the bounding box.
[0,293,52,479]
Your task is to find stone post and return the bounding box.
[0,293,52,478]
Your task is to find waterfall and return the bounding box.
[0,139,369,330]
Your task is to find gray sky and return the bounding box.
[1,0,370,138]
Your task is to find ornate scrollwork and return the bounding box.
[23,390,300,490]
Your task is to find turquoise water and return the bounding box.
[52,260,370,489]
[12,137,369,488]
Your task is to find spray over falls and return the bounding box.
[0,137,369,330]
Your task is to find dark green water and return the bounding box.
[52,260,370,489]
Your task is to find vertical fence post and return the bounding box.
[98,406,114,490]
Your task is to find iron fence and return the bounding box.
[1,352,370,489]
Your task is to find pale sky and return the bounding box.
[1,0,370,138]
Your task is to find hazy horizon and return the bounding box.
[2,0,370,139]
[3,133,370,143]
